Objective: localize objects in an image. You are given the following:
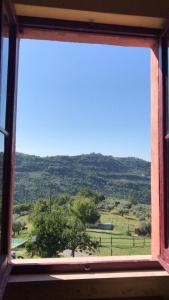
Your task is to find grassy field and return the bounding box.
[12,207,151,258]
[87,209,150,256]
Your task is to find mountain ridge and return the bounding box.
[14,152,150,204]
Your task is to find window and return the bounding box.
[13,40,151,259]
[0,6,169,277]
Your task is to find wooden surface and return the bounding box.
[11,256,162,275]
[151,43,160,258]
[13,0,169,19]
[4,271,169,300]
[14,4,165,29]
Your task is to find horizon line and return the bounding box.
[15,151,150,162]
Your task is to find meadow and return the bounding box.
[12,204,151,258]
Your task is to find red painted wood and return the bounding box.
[11,258,162,275]
[1,24,19,256]
[17,16,161,39]
[158,37,166,256]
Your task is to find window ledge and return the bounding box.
[10,255,162,275]
[8,270,169,284]
[11,255,153,265]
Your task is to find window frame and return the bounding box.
[157,35,169,271]
[5,16,164,275]
[0,0,19,297]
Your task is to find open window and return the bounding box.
[1,1,169,280]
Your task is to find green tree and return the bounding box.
[78,188,105,204]
[12,220,23,236]
[136,221,151,237]
[117,205,129,217]
[71,196,100,225]
[64,216,98,257]
[29,206,67,257]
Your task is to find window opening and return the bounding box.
[12,39,151,259]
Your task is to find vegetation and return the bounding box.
[15,153,150,204]
[25,192,100,257]
[12,151,151,258]
[12,188,151,258]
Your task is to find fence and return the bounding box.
[91,236,151,256]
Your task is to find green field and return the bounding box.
[12,207,151,258]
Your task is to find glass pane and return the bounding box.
[0,13,9,128]
[0,133,4,248]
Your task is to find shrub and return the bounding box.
[135,221,151,237]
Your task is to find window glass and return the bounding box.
[0,13,9,128]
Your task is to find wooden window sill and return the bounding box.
[10,255,162,275]
[8,270,169,284]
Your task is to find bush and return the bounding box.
[135,221,151,237]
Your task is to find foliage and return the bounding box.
[64,216,99,257]
[78,188,105,204]
[14,203,32,216]
[136,221,151,237]
[14,153,151,204]
[71,196,100,225]
[27,196,100,258]
[29,206,68,257]
[12,220,24,236]
[117,205,129,217]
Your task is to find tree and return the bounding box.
[71,196,100,225]
[136,221,151,237]
[29,206,68,257]
[117,205,129,217]
[12,220,23,236]
[64,216,99,257]
[78,188,105,204]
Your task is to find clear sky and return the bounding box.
[16,39,150,161]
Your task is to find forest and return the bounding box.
[12,152,151,258]
[15,152,150,204]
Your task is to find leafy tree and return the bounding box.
[71,196,100,225]
[32,199,49,216]
[78,188,105,204]
[117,205,129,217]
[29,206,68,257]
[26,240,37,258]
[64,216,98,257]
[12,220,23,236]
[136,221,151,237]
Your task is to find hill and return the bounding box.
[14,152,150,204]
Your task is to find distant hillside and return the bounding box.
[14,152,150,204]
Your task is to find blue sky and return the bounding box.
[16,40,150,160]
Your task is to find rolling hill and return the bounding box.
[14,152,150,204]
